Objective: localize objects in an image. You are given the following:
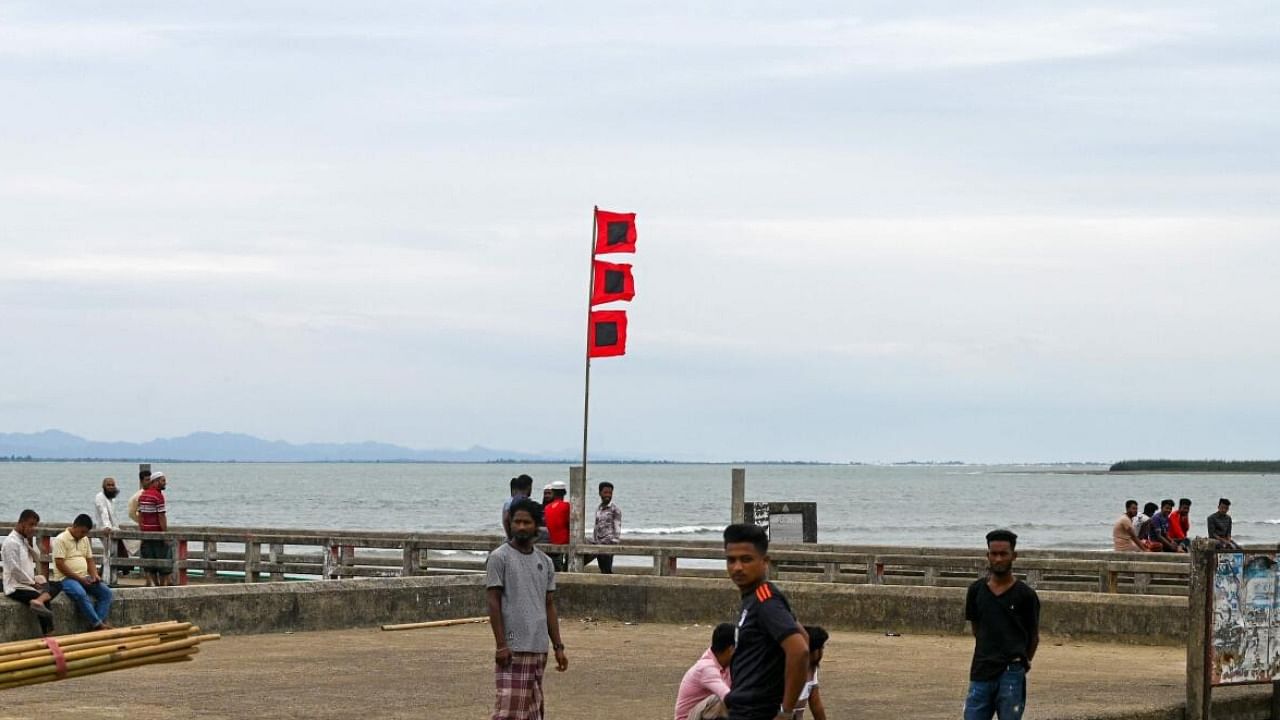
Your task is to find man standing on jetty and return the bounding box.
[964,529,1040,720]
[543,481,571,571]
[722,523,809,720]
[590,481,622,574]
[486,498,568,720]
[502,474,534,539]
[138,471,172,587]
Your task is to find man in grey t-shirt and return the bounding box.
[486,498,568,720]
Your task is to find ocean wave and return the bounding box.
[630,525,722,535]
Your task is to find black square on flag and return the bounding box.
[604,270,625,294]
[607,221,630,246]
[595,321,619,347]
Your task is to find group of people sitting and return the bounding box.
[2,510,113,637]
[0,468,173,637]
[1112,497,1242,552]
[674,622,828,720]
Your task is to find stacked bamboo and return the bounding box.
[0,621,220,691]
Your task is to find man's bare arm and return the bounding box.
[779,632,809,715]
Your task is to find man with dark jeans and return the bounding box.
[2,509,62,636]
[589,481,622,574]
[964,529,1040,720]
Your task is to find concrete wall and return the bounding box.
[0,575,486,641]
[3,574,1185,646]
[553,575,1189,645]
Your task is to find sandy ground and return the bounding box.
[0,620,1249,720]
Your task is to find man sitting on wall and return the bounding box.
[2,509,62,637]
[51,514,114,630]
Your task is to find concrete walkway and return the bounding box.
[0,621,1256,719]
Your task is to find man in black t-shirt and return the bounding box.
[963,528,1040,720]
[722,523,809,720]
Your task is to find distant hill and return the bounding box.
[0,430,600,463]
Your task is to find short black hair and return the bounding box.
[723,523,769,555]
[1143,502,1159,515]
[139,468,151,480]
[598,481,614,491]
[1219,498,1231,507]
[508,498,543,527]
[985,529,1018,550]
[1125,499,1138,509]
[73,514,94,529]
[805,625,829,651]
[511,474,534,493]
[711,623,736,653]
[1179,498,1192,507]
[1161,498,1175,508]
[18,509,38,523]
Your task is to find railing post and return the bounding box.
[269,543,284,581]
[243,537,260,583]
[1134,572,1151,595]
[569,466,586,572]
[866,557,884,585]
[340,545,354,579]
[326,543,339,580]
[1026,569,1043,589]
[174,539,189,586]
[1185,539,1214,720]
[102,533,115,584]
[655,551,677,577]
[38,535,51,578]
[204,540,219,583]
[401,543,421,577]
[822,562,839,583]
[731,468,746,524]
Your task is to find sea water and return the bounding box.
[5,462,1279,549]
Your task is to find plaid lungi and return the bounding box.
[493,652,547,720]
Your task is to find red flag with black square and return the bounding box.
[588,310,628,358]
[594,210,637,254]
[591,260,635,306]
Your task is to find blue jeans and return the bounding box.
[56,578,113,627]
[964,665,1026,720]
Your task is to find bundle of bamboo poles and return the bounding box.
[0,621,220,691]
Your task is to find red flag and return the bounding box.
[588,310,628,358]
[591,260,635,306]
[594,210,637,254]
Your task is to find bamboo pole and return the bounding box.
[0,636,162,673]
[0,647,198,691]
[0,623,218,690]
[0,621,193,657]
[380,616,489,632]
[0,638,206,684]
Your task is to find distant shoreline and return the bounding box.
[1109,460,1280,473]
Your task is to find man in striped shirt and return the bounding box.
[137,471,172,587]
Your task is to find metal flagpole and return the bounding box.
[583,207,598,478]
[574,207,598,572]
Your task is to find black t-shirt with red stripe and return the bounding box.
[726,581,802,719]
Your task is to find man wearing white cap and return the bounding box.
[544,481,571,571]
[138,471,172,586]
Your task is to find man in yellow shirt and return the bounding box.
[52,514,113,630]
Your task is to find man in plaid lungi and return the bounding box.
[487,498,569,720]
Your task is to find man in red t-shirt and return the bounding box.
[543,481,571,571]
[137,472,172,587]
[1169,498,1192,550]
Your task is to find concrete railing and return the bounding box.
[0,524,1197,595]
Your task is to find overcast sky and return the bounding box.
[2,2,1277,462]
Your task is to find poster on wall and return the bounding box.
[1211,553,1278,685]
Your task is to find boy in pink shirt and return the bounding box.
[675,623,736,720]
